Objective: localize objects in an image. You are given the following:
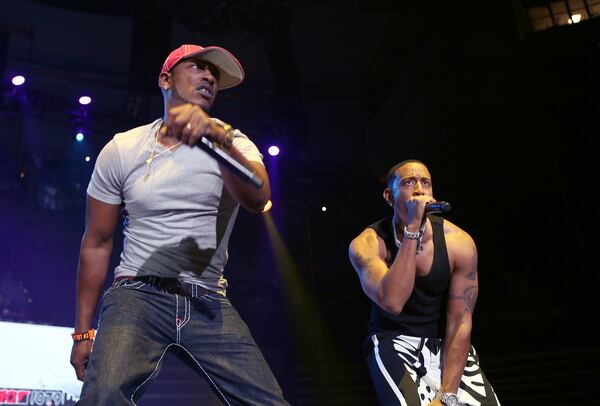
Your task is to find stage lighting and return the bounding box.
[11,75,25,86]
[268,145,280,156]
[85,156,91,162]
[321,206,327,212]
[568,14,582,24]
[262,200,273,213]
[79,96,92,105]
[75,132,85,142]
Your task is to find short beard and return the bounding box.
[171,77,211,113]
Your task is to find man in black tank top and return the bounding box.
[349,160,500,406]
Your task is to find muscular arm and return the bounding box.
[71,196,120,380]
[218,151,270,214]
[348,228,420,314]
[439,231,479,395]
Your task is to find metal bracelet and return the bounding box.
[403,226,422,240]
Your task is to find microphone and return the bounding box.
[196,136,264,189]
[425,201,451,213]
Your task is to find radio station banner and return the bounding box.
[0,321,82,405]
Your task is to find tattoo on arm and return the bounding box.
[449,286,478,313]
[464,286,477,312]
[465,246,478,281]
[448,245,478,312]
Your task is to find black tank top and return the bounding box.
[367,215,451,338]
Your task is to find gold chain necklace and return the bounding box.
[145,133,182,167]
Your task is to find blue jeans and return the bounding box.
[77,279,289,405]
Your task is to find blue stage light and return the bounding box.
[79,96,92,105]
[11,75,25,86]
[268,145,280,156]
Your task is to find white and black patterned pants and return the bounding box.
[365,334,501,406]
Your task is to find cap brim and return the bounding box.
[184,46,245,90]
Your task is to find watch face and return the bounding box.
[446,394,459,406]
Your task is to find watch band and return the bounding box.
[436,391,459,406]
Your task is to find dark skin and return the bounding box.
[70,56,270,381]
[348,162,478,405]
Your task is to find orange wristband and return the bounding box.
[72,329,95,342]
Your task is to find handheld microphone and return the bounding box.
[425,201,451,213]
[196,136,264,189]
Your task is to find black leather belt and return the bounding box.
[114,275,210,298]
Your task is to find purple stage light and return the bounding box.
[268,145,280,156]
[11,75,25,86]
[79,96,92,105]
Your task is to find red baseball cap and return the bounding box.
[160,44,245,90]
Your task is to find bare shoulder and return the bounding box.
[442,219,475,246]
[441,219,477,267]
[350,227,378,246]
[349,228,387,267]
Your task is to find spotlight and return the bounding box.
[569,14,582,24]
[75,132,85,142]
[85,156,91,162]
[321,206,327,212]
[262,200,273,213]
[268,145,280,156]
[11,75,25,86]
[79,96,92,105]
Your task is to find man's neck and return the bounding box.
[156,124,181,148]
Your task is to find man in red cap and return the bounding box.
[70,44,289,405]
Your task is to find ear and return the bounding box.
[383,188,393,207]
[158,72,171,90]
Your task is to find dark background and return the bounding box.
[1,1,598,405]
